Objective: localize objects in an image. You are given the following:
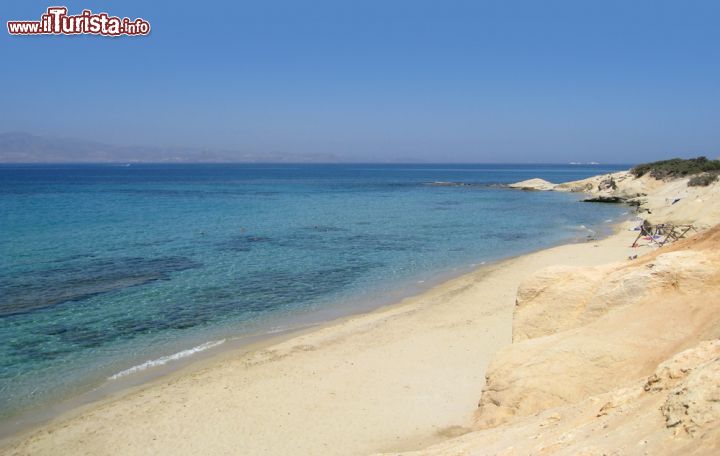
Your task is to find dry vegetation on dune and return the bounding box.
[630,156,720,182]
[688,172,719,187]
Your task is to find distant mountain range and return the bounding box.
[0,132,340,163]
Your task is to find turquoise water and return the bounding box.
[0,163,627,423]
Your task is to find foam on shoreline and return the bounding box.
[108,340,226,380]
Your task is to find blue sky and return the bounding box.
[2,0,719,162]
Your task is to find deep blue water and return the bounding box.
[0,163,628,421]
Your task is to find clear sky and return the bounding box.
[2,0,719,163]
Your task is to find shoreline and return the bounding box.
[0,201,626,443]
[1,215,644,455]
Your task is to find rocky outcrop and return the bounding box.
[507,178,557,191]
[582,196,624,203]
[474,227,720,430]
[510,170,720,228]
[647,340,720,442]
[661,356,720,437]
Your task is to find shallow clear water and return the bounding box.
[0,163,627,421]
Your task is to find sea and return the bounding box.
[0,163,629,429]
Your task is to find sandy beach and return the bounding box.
[4,168,720,455]
[5,3,719,453]
[1,225,640,455]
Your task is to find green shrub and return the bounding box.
[630,156,720,180]
[687,172,719,187]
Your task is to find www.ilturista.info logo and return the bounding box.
[7,7,150,36]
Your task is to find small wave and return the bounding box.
[265,326,290,335]
[108,339,225,380]
[566,224,597,236]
